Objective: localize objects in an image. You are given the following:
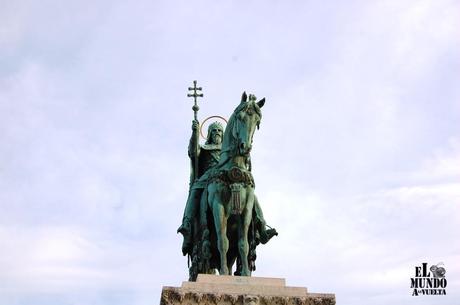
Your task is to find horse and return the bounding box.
[204,92,265,276]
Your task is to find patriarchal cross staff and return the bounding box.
[187,80,203,183]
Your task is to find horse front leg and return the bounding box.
[212,201,229,275]
[238,190,254,276]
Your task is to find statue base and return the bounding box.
[160,274,335,305]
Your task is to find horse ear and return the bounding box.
[241,91,247,103]
[257,98,265,108]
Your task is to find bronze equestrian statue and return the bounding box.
[178,91,277,280]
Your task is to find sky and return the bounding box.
[1,0,459,305]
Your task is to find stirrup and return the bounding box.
[182,239,192,256]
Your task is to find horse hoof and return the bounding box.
[240,270,251,276]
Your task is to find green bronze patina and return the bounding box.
[178,87,277,281]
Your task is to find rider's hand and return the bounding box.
[192,120,199,131]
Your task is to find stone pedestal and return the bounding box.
[161,275,335,305]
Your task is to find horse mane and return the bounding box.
[216,105,239,167]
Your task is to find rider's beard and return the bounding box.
[213,133,222,144]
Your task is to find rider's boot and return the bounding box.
[259,227,278,244]
[177,218,192,256]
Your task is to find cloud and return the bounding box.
[253,134,460,303]
[1,1,459,305]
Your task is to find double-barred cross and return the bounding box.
[187,80,203,121]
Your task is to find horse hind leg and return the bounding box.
[227,255,236,275]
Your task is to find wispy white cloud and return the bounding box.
[254,133,460,303]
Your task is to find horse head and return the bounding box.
[231,92,265,157]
